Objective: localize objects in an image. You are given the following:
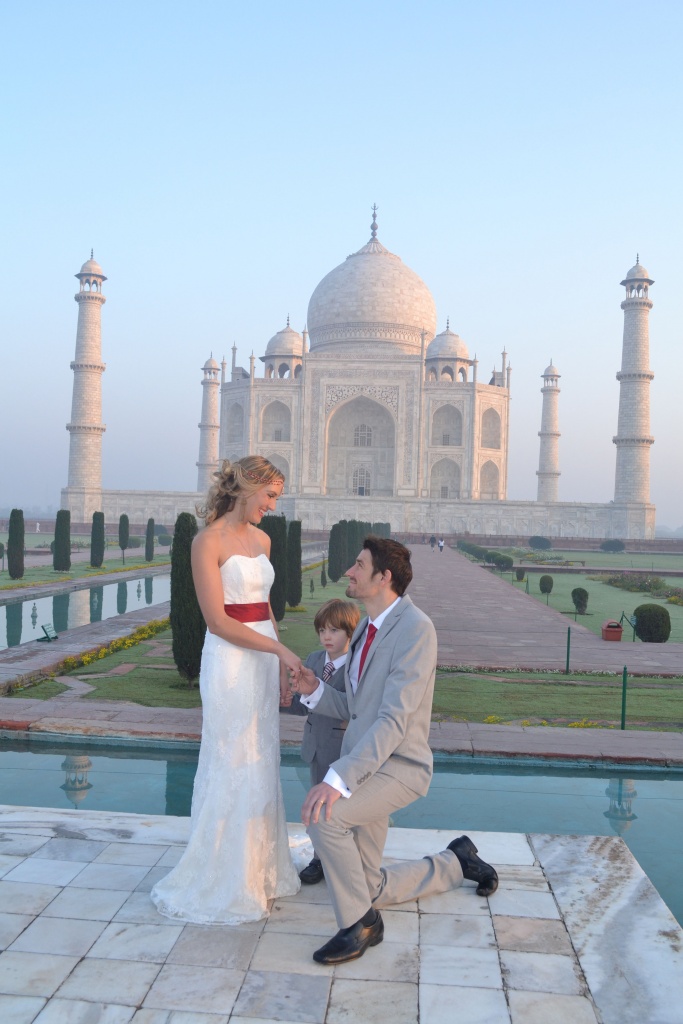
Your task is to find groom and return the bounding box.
[292,536,498,965]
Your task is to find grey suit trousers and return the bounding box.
[308,771,463,928]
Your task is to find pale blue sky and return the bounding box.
[2,1,681,524]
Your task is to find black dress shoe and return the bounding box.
[313,911,384,964]
[448,835,499,896]
[299,857,324,885]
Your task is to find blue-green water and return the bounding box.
[0,574,170,649]
[0,736,680,926]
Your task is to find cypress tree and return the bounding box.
[53,509,71,572]
[327,523,342,582]
[145,576,153,604]
[145,518,155,562]
[337,520,349,576]
[170,512,206,685]
[8,509,25,580]
[321,557,327,588]
[117,581,128,615]
[310,577,315,595]
[0,541,5,571]
[118,514,130,564]
[90,512,105,568]
[258,515,287,620]
[286,520,302,608]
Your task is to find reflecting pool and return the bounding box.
[0,574,170,649]
[0,735,680,926]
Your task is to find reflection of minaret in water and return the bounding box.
[604,778,638,835]
[60,755,93,808]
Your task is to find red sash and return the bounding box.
[224,602,270,623]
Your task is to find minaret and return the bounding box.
[536,360,561,502]
[63,253,107,522]
[196,356,220,492]
[613,258,654,504]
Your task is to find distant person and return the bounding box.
[289,598,361,884]
[438,538,444,553]
[151,456,302,925]
[429,535,436,551]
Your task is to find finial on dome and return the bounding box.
[90,248,94,259]
[636,253,640,265]
[371,204,378,240]
[446,317,450,330]
[286,314,290,327]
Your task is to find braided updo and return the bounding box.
[197,456,285,525]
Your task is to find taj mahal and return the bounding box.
[61,211,656,539]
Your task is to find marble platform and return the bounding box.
[0,807,682,1023]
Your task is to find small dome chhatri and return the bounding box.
[203,356,220,370]
[427,323,470,361]
[622,255,653,285]
[265,323,304,357]
[307,207,437,354]
[77,250,106,279]
[543,360,559,377]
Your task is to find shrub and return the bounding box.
[128,536,142,549]
[529,536,552,550]
[258,515,287,621]
[118,514,130,564]
[8,509,25,580]
[539,575,554,603]
[321,557,327,588]
[601,539,625,553]
[53,509,71,572]
[571,587,589,614]
[496,553,514,571]
[158,534,172,547]
[0,540,4,570]
[633,604,671,643]
[328,522,344,582]
[171,512,207,684]
[286,520,303,609]
[515,568,525,581]
[90,511,105,568]
[145,518,155,562]
[310,577,315,595]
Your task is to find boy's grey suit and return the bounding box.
[291,650,347,785]
[307,594,463,928]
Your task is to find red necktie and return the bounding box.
[322,660,335,682]
[358,624,377,678]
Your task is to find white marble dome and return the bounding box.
[543,361,559,376]
[78,257,106,278]
[427,326,469,361]
[203,357,219,370]
[265,324,304,357]
[307,233,437,354]
[625,261,651,281]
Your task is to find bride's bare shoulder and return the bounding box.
[193,521,222,555]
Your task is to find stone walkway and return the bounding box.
[409,545,683,674]
[0,806,681,1024]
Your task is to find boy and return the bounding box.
[292,597,360,884]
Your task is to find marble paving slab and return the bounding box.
[0,805,682,1023]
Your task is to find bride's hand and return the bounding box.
[277,644,302,677]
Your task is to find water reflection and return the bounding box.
[604,778,638,835]
[60,754,93,808]
[0,574,170,649]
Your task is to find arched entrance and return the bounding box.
[326,396,395,496]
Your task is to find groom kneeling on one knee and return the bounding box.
[291,536,498,966]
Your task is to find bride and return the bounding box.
[151,456,302,924]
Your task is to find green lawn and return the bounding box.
[514,549,683,571]
[514,571,683,643]
[0,552,170,591]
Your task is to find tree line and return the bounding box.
[2,509,171,579]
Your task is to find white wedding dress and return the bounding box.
[151,553,300,924]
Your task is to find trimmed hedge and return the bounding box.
[118,514,130,564]
[601,539,625,553]
[571,587,589,614]
[633,604,671,643]
[145,518,155,562]
[53,509,71,572]
[90,512,105,568]
[258,515,287,621]
[529,536,552,550]
[539,575,554,603]
[171,512,206,683]
[286,520,303,609]
[8,509,25,580]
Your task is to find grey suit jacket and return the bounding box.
[290,650,347,766]
[311,595,437,797]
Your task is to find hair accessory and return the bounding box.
[241,468,260,482]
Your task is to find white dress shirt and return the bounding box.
[301,597,401,797]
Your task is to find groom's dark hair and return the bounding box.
[363,536,412,596]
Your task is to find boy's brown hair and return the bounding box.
[314,598,361,639]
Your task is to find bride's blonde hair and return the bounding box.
[197,456,285,525]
